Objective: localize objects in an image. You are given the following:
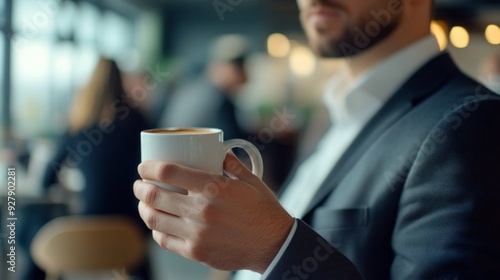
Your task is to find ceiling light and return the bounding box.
[289,46,316,77]
[430,21,448,51]
[485,24,500,45]
[267,33,291,58]
[450,26,469,49]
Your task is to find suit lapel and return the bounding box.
[301,53,459,219]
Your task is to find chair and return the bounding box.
[30,215,147,280]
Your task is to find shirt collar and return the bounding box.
[324,35,441,124]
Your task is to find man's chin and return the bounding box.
[312,39,353,58]
[316,48,346,58]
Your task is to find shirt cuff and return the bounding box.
[260,219,298,279]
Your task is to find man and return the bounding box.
[481,53,500,94]
[159,34,249,140]
[134,0,500,279]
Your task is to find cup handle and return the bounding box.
[223,139,264,179]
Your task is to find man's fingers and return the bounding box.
[138,201,189,237]
[152,230,186,256]
[134,180,193,216]
[138,161,219,193]
[137,156,269,199]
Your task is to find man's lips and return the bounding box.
[307,6,343,20]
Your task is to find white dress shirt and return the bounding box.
[234,35,441,280]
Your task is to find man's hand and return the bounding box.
[133,153,294,273]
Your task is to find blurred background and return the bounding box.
[0,0,499,279]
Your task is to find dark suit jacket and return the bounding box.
[43,107,148,224]
[267,53,500,279]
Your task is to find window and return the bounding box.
[0,34,4,126]
[11,38,52,136]
[0,0,6,136]
[99,11,132,58]
[0,0,5,26]
[7,0,149,138]
[0,34,4,92]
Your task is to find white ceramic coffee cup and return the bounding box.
[140,127,264,194]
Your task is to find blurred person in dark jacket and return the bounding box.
[44,58,148,221]
[481,53,500,94]
[26,58,152,280]
[159,34,249,141]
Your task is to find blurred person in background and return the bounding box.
[133,0,500,278]
[27,58,152,280]
[159,34,248,140]
[481,53,500,94]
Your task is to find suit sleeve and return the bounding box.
[265,220,362,280]
[390,98,500,279]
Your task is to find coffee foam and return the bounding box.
[144,128,216,135]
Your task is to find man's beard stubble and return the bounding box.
[312,10,402,58]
